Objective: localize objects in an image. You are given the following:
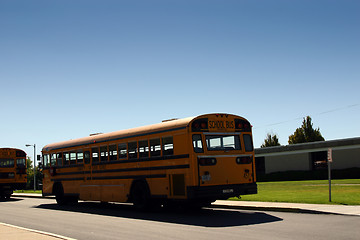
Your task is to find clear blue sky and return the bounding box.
[1,0,359,160]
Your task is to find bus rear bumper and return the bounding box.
[187,183,257,201]
[0,183,26,191]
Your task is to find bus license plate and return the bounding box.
[201,175,211,181]
[223,189,234,193]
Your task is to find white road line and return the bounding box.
[0,222,77,240]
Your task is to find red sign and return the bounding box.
[327,148,333,163]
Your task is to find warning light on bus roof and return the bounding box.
[215,114,228,118]
[192,118,208,132]
[235,119,251,132]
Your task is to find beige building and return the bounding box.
[254,137,360,175]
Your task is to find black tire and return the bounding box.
[131,181,151,210]
[68,196,79,204]
[54,184,67,206]
[189,200,212,210]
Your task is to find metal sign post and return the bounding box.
[327,148,333,202]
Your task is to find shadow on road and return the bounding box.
[0,197,22,203]
[35,201,282,227]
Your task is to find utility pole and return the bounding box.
[26,144,36,191]
[327,148,332,202]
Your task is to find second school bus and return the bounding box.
[42,113,257,208]
[0,148,27,199]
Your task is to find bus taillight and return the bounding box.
[236,156,252,164]
[50,167,56,176]
[16,168,26,174]
[198,157,217,166]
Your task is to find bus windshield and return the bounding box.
[205,135,241,151]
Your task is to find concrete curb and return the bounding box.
[212,200,360,217]
[211,203,336,215]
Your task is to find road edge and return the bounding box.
[0,222,76,240]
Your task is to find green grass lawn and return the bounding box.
[230,179,360,205]
[14,190,42,194]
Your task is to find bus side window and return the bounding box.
[64,152,70,165]
[92,148,99,164]
[109,145,117,161]
[192,134,204,153]
[118,143,127,159]
[77,151,84,164]
[139,140,149,158]
[150,138,161,157]
[50,154,56,166]
[100,146,108,162]
[162,136,174,156]
[57,153,63,166]
[84,151,90,164]
[128,142,137,159]
[43,154,50,167]
[70,152,77,165]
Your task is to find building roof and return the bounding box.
[255,137,360,156]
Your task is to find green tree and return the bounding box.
[26,157,42,190]
[288,116,325,144]
[261,133,281,148]
[26,157,33,189]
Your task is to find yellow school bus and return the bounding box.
[0,148,27,199]
[42,113,257,208]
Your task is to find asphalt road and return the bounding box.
[0,197,359,240]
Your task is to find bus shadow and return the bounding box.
[0,198,22,202]
[35,202,282,227]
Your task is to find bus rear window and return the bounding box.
[205,135,241,151]
[243,134,254,152]
[0,159,14,167]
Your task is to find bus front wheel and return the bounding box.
[54,184,67,205]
